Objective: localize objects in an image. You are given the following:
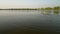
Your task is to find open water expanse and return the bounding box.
[0,10,60,34]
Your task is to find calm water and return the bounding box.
[0,10,60,34]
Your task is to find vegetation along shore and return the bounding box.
[0,6,60,10]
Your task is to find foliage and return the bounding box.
[44,7,52,10]
[53,6,60,10]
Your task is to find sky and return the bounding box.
[0,0,60,8]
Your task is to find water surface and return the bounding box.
[0,10,60,34]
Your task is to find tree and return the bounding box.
[40,8,45,10]
[53,6,60,10]
[45,7,52,10]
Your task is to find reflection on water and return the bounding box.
[53,10,59,15]
[0,10,60,34]
[41,10,60,15]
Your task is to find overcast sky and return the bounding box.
[0,0,60,8]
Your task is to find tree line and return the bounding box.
[0,6,60,10]
[40,6,60,10]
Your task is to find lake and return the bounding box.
[0,10,60,34]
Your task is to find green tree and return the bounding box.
[45,7,52,10]
[40,8,45,10]
[53,6,60,10]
